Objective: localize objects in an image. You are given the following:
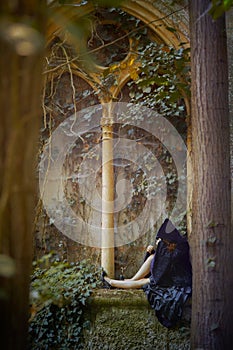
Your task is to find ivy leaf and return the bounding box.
[166,26,177,33]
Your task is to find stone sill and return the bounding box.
[88,288,150,307]
[83,288,191,350]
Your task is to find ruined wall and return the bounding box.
[34,1,190,278]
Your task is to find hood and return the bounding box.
[156,218,185,243]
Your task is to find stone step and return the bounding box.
[83,289,191,350]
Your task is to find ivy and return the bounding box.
[28,254,102,350]
[93,8,191,121]
[39,6,190,254]
[127,42,190,119]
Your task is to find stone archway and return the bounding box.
[37,0,191,278]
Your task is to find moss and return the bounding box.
[88,289,149,307]
[83,289,190,350]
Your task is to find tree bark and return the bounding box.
[0,1,46,349]
[189,1,233,349]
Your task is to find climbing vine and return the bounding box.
[28,254,101,350]
[127,42,190,118]
[35,4,190,267]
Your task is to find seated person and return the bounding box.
[103,218,192,328]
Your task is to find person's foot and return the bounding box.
[100,270,114,289]
[104,276,115,289]
[104,276,111,283]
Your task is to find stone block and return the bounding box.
[83,289,190,350]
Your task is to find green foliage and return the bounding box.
[41,7,190,242]
[127,42,190,118]
[28,254,101,350]
[209,0,233,19]
[95,8,190,118]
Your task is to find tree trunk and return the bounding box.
[0,1,45,349]
[189,1,233,349]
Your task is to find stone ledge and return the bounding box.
[83,289,190,350]
[88,289,150,307]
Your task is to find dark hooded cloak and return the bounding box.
[143,218,192,328]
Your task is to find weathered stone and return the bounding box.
[82,289,190,350]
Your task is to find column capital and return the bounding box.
[100,116,114,127]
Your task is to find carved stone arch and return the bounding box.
[40,1,192,276]
[42,71,99,135]
[47,1,189,48]
[122,0,189,48]
[111,73,132,100]
[46,1,190,105]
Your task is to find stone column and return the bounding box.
[101,104,115,277]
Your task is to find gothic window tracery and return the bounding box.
[37,4,189,277]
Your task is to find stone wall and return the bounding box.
[35,3,189,278]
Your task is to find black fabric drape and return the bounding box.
[143,219,192,328]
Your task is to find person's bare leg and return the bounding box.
[130,254,154,280]
[104,277,150,289]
